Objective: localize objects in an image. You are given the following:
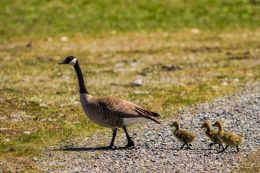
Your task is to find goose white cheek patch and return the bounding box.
[69,58,77,65]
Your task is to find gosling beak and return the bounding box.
[58,60,66,65]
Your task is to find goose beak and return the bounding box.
[58,60,66,64]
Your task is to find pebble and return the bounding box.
[60,36,69,42]
[133,79,143,86]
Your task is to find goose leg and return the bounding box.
[123,126,134,148]
[109,128,117,149]
[218,145,228,153]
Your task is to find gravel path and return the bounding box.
[37,83,260,172]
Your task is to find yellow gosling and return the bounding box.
[171,121,196,150]
[213,120,244,153]
[201,121,224,150]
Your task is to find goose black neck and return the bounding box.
[74,61,88,94]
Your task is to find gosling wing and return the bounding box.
[223,132,244,146]
[175,130,196,143]
[208,131,222,144]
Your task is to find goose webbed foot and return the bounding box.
[108,144,117,150]
[124,139,135,149]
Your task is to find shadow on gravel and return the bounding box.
[60,146,134,152]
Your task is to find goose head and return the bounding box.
[58,56,77,65]
[201,121,211,129]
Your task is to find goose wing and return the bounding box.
[96,97,161,124]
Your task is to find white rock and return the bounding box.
[133,79,143,86]
[23,131,31,134]
[60,36,69,42]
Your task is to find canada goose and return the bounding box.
[58,56,161,149]
[171,121,196,149]
[201,121,224,150]
[212,120,244,153]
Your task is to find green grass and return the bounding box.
[1,0,260,42]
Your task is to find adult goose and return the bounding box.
[58,56,161,149]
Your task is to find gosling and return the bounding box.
[201,121,224,150]
[171,121,196,150]
[213,120,244,153]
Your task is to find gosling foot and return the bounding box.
[217,145,228,153]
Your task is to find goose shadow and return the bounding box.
[60,146,134,152]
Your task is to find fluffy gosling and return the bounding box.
[213,120,244,153]
[171,121,196,150]
[201,121,224,150]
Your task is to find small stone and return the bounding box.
[40,103,48,108]
[33,157,38,161]
[60,36,68,42]
[23,131,31,134]
[191,28,200,34]
[4,138,11,142]
[133,79,142,86]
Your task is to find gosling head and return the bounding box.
[171,121,180,129]
[212,120,223,129]
[201,121,211,129]
[58,56,77,65]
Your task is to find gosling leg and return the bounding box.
[218,145,228,153]
[219,144,224,150]
[180,143,186,149]
[186,143,192,150]
[108,128,118,149]
[236,145,240,152]
[123,126,135,148]
[209,143,215,149]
